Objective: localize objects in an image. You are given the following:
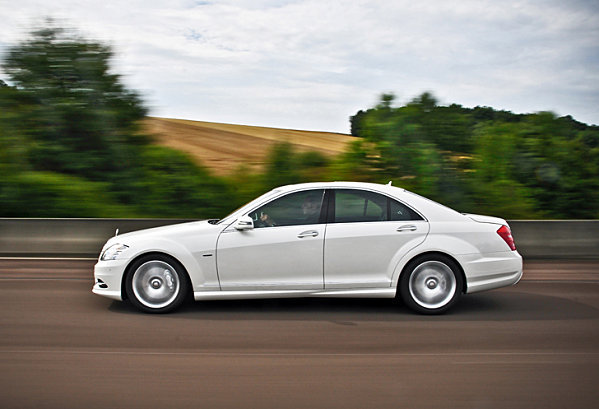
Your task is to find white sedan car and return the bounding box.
[93,182,522,314]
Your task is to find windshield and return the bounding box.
[217,189,282,225]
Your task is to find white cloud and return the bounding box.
[1,0,598,132]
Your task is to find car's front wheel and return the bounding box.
[125,254,189,313]
[399,255,463,314]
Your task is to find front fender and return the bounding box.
[123,237,216,291]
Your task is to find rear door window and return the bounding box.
[332,189,422,223]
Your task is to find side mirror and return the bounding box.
[234,216,254,231]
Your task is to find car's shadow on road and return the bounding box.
[107,284,599,322]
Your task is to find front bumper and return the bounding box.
[92,258,130,301]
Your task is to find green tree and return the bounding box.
[349,109,367,137]
[469,122,539,218]
[1,22,147,181]
[346,91,599,218]
[261,143,333,190]
[0,171,132,217]
[133,146,234,218]
[378,93,396,110]
[1,21,240,219]
[261,142,302,190]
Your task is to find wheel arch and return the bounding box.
[394,251,467,297]
[120,251,192,301]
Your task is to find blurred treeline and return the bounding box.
[1,23,598,219]
[0,24,237,218]
[345,93,599,218]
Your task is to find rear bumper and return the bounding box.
[458,251,523,294]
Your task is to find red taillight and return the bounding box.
[497,225,516,251]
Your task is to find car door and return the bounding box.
[216,189,326,291]
[324,189,429,289]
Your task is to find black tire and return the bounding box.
[399,254,463,314]
[125,254,190,313]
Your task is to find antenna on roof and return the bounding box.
[387,181,392,186]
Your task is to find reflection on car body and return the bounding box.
[93,182,523,314]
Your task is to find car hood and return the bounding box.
[109,220,214,244]
[464,213,507,226]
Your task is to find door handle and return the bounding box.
[298,230,319,238]
[397,225,417,232]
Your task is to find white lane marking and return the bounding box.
[0,350,597,358]
[453,361,576,365]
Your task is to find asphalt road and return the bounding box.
[1,260,598,409]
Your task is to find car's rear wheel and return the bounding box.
[125,254,189,313]
[400,255,463,314]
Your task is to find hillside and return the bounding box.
[143,117,354,175]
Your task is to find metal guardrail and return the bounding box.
[0,218,598,259]
[0,218,192,259]
[508,220,599,259]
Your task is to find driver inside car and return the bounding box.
[259,193,321,227]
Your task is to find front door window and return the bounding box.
[249,190,325,228]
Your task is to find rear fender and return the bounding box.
[390,232,478,289]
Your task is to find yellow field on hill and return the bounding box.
[143,117,354,175]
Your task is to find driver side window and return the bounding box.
[249,189,325,228]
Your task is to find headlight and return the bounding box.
[100,244,129,261]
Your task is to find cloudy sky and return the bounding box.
[1,0,598,133]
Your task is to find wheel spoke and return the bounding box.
[408,261,456,310]
[132,261,180,309]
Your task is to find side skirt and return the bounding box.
[193,288,397,301]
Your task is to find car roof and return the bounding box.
[273,181,464,222]
[276,181,400,193]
